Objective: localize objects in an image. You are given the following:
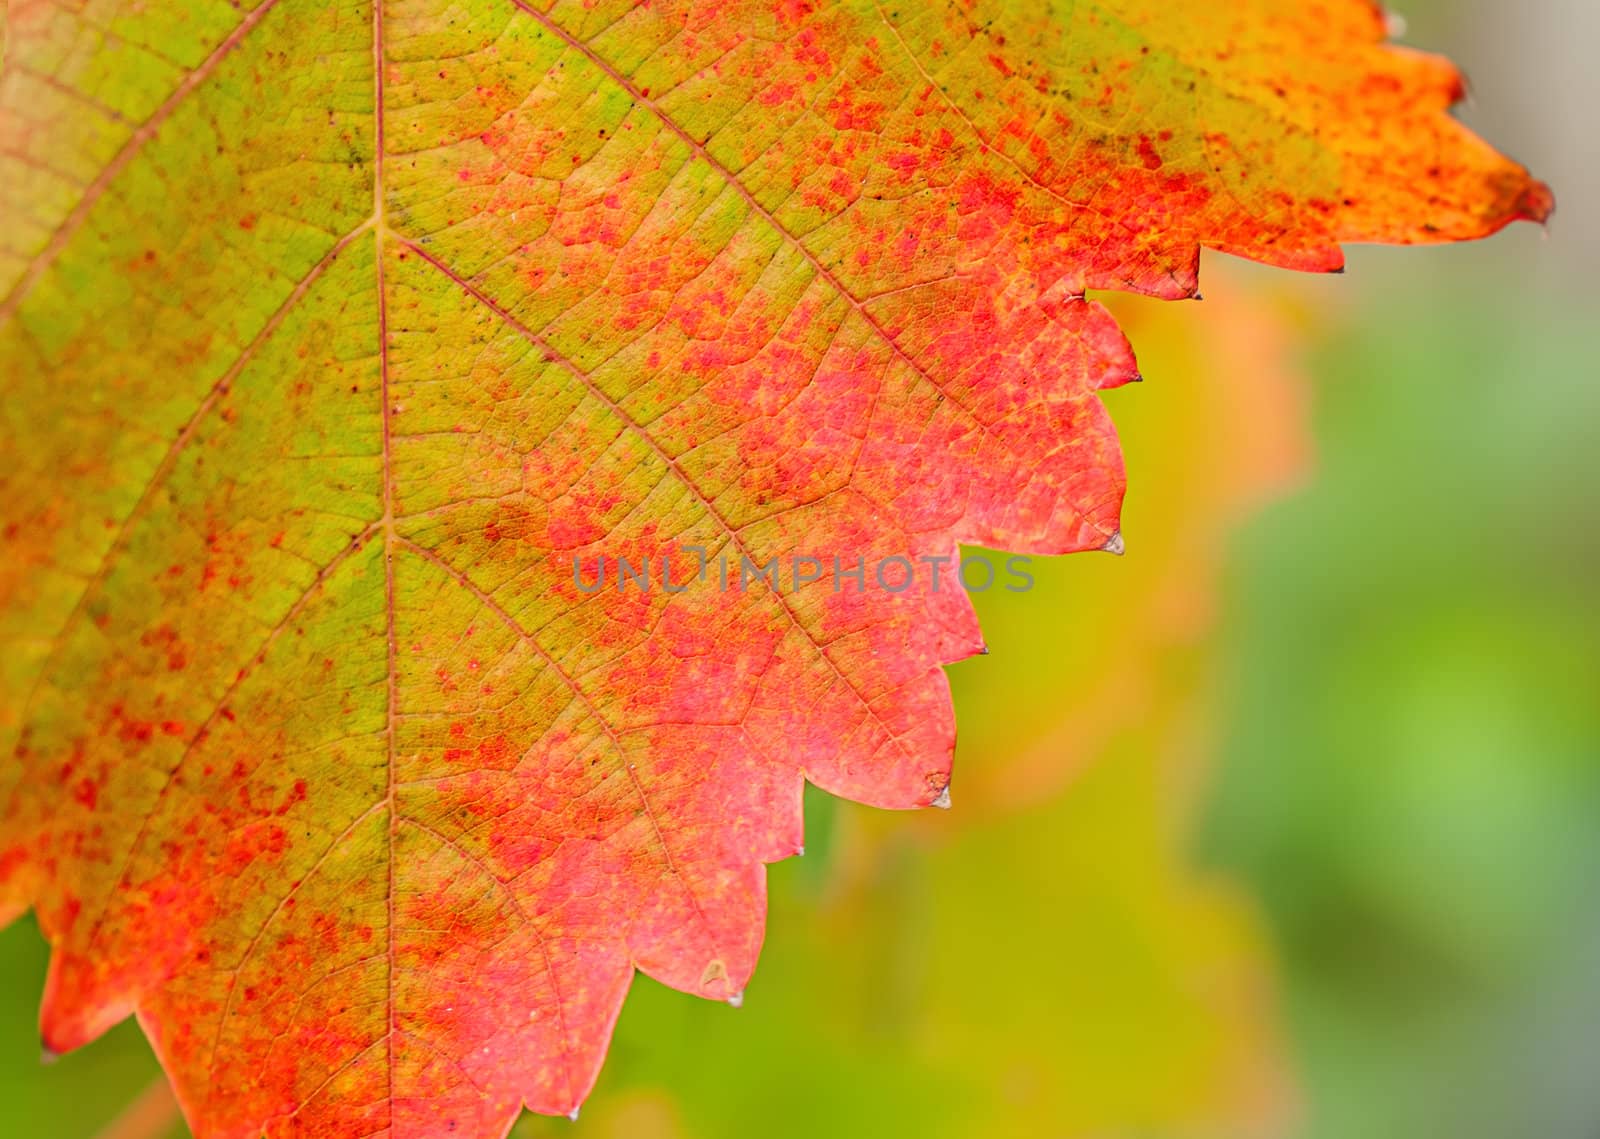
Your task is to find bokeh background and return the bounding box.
[3,1,1595,1136]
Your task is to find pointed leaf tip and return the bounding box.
[1100,530,1126,556]
[1519,180,1556,225]
[931,785,952,810]
[567,1108,580,1123]
[728,990,744,1009]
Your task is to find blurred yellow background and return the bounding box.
[3,1,1594,1136]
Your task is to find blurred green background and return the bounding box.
[3,1,1594,1136]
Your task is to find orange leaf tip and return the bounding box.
[1518,181,1557,225]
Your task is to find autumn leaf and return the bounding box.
[0,272,1312,1139]
[0,2,1548,1137]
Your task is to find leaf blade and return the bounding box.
[0,2,1549,1136]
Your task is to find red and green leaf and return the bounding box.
[0,2,1548,1136]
